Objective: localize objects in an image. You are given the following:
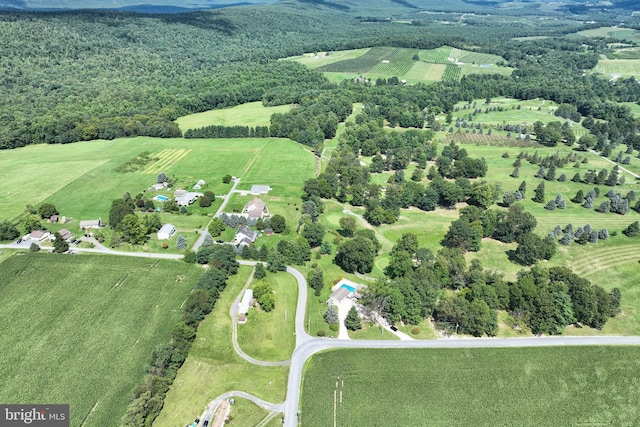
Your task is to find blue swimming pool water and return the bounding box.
[155,195,169,201]
[341,284,356,293]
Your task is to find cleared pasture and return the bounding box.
[316,46,400,74]
[0,254,201,427]
[236,271,298,361]
[154,266,289,427]
[0,137,312,235]
[175,102,291,133]
[301,347,640,427]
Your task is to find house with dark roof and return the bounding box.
[242,198,269,220]
[232,225,258,247]
[58,229,74,242]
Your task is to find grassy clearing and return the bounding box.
[154,266,289,427]
[227,398,272,427]
[175,102,291,133]
[142,148,191,174]
[237,271,298,361]
[301,347,640,427]
[0,253,201,427]
[347,322,399,340]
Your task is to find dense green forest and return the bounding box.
[0,1,621,149]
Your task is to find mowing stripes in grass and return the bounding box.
[143,149,191,174]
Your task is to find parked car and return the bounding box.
[16,238,22,244]
[202,421,209,427]
[390,325,398,332]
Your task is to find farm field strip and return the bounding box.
[442,64,460,81]
[594,59,640,77]
[142,148,192,174]
[301,347,640,427]
[316,46,399,73]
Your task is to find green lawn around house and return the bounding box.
[236,270,298,361]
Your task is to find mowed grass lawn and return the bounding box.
[175,102,291,133]
[237,271,298,361]
[154,266,289,427]
[0,253,202,427]
[301,347,640,427]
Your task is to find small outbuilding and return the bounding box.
[157,223,176,240]
[238,289,254,318]
[79,219,103,230]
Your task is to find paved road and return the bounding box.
[199,390,284,423]
[5,237,640,426]
[591,149,640,179]
[192,178,241,252]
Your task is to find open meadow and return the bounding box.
[175,102,291,133]
[0,253,202,427]
[154,265,289,427]
[301,347,640,427]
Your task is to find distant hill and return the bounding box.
[0,0,275,12]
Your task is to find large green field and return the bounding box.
[175,102,292,133]
[0,137,314,250]
[286,46,512,84]
[301,347,640,427]
[0,253,202,427]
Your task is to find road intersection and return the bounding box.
[2,242,640,426]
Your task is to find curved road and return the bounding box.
[4,240,640,426]
[231,261,291,367]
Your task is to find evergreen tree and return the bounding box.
[518,180,527,196]
[324,304,339,325]
[176,235,187,250]
[52,232,69,253]
[345,306,362,331]
[622,221,640,237]
[532,181,545,203]
[571,189,584,203]
[254,262,266,279]
[510,167,519,178]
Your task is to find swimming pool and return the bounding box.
[341,283,356,293]
[154,195,169,202]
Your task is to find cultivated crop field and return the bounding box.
[175,102,291,133]
[301,347,640,427]
[593,59,640,79]
[0,253,202,427]
[290,46,509,83]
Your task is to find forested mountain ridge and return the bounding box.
[0,0,275,12]
[0,0,635,149]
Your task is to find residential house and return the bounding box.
[28,230,51,241]
[157,224,176,240]
[58,229,74,242]
[232,225,258,247]
[242,198,269,220]
[175,191,203,207]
